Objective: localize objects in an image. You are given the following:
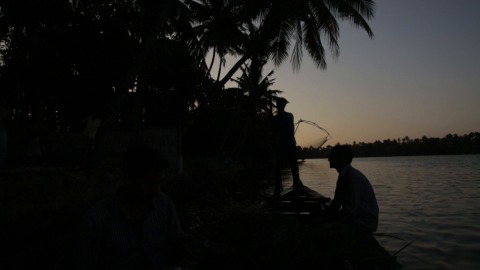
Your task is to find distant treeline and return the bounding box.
[299,132,480,159]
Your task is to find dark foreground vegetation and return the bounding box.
[1,161,402,270]
[0,0,406,269]
[300,132,480,159]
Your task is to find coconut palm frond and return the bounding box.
[326,0,375,38]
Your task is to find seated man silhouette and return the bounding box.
[272,97,304,194]
[326,145,379,233]
[73,144,186,269]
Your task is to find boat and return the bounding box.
[263,185,331,218]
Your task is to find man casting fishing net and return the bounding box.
[272,97,304,195]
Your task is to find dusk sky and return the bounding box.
[265,0,480,147]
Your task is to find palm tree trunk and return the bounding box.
[218,54,249,87]
[216,57,223,81]
[207,47,216,75]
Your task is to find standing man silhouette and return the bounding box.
[82,111,102,152]
[272,97,304,195]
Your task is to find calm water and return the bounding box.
[279,155,480,269]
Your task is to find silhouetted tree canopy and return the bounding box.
[300,132,480,159]
[0,0,377,163]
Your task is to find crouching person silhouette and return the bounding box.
[73,144,186,270]
[326,145,379,234]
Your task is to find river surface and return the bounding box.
[277,155,480,269]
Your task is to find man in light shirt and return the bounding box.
[327,144,379,233]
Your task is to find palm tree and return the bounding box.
[1,0,376,163]
[183,0,247,80]
[188,0,375,87]
[179,0,375,139]
[260,0,375,70]
[220,57,281,157]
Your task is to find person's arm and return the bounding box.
[339,173,361,217]
[273,113,296,143]
[327,177,346,213]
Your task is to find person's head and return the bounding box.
[122,144,169,198]
[276,97,288,112]
[328,144,353,172]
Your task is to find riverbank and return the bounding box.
[1,160,400,270]
[0,158,266,269]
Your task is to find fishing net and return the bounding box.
[294,119,331,148]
